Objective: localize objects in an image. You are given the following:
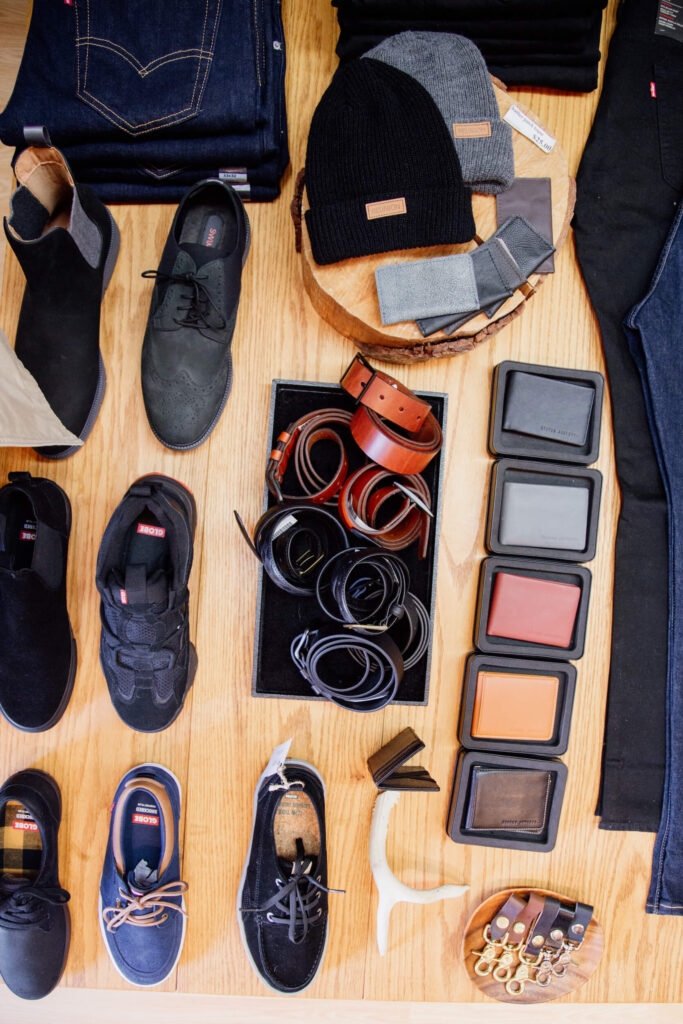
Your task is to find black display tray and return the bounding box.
[488,361,604,465]
[447,750,567,852]
[486,458,603,563]
[458,653,576,757]
[250,379,448,706]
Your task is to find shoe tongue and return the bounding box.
[279,838,316,880]
[127,860,158,894]
[109,566,169,609]
[179,241,222,269]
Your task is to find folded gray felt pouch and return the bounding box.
[375,252,479,325]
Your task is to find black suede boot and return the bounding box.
[0,471,76,731]
[3,141,120,459]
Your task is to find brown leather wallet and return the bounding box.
[340,355,443,475]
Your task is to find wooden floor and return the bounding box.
[0,0,680,1019]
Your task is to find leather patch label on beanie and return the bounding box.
[453,121,491,139]
[365,197,407,220]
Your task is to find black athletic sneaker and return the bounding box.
[3,137,119,459]
[0,471,76,731]
[95,475,197,732]
[0,769,70,999]
[141,179,250,450]
[237,746,342,994]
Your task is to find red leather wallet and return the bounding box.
[487,572,581,647]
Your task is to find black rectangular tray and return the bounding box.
[250,379,448,705]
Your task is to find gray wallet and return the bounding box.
[375,252,479,325]
[496,177,554,273]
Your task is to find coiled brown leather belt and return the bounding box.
[338,465,432,558]
[340,354,443,475]
[266,408,353,504]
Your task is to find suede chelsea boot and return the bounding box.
[0,471,76,731]
[4,136,120,458]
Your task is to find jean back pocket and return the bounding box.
[74,0,222,135]
[655,56,683,194]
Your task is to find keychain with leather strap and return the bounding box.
[338,464,433,558]
[340,354,443,475]
[266,408,353,504]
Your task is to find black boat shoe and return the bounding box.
[237,748,343,994]
[0,769,70,999]
[96,474,197,732]
[141,179,250,451]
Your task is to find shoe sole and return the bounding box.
[0,769,72,998]
[0,480,78,732]
[97,762,187,988]
[107,474,197,734]
[39,207,121,460]
[147,191,251,452]
[235,758,330,996]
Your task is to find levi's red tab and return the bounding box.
[137,523,165,539]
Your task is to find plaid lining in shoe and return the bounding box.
[0,801,42,878]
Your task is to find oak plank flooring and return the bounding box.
[0,0,681,1016]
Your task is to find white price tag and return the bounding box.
[262,739,292,780]
[504,105,556,154]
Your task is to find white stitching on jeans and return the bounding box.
[74,0,220,135]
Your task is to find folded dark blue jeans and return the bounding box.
[624,204,683,916]
[0,0,288,202]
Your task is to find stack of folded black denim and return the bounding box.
[332,0,607,92]
[0,0,289,203]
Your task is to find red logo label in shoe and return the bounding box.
[20,520,36,542]
[132,813,159,826]
[13,809,38,832]
[137,523,165,539]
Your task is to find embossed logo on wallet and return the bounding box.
[453,121,491,139]
[365,197,407,220]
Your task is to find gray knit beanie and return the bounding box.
[365,32,515,195]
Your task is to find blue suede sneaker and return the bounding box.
[98,763,187,987]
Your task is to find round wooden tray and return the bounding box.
[462,887,603,1004]
[298,80,574,364]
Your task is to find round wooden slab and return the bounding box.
[299,80,574,364]
[462,887,603,1004]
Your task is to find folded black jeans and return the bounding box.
[573,0,683,831]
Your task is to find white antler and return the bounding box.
[369,790,468,956]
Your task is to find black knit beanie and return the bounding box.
[304,58,475,265]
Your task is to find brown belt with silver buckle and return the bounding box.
[340,354,443,475]
[338,464,433,559]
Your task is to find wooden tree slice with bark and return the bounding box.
[298,80,575,364]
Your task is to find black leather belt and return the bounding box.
[235,504,348,596]
[315,547,409,630]
[389,592,430,670]
[290,626,403,712]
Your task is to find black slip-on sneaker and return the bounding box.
[3,138,119,459]
[0,769,70,1000]
[0,471,76,731]
[95,474,197,732]
[237,750,343,994]
[141,179,250,451]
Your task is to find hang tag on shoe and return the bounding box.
[263,739,293,781]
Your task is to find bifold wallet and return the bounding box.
[375,252,478,325]
[496,177,554,273]
[503,371,595,447]
[499,480,590,550]
[466,766,554,834]
[367,727,440,791]
[488,572,581,648]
